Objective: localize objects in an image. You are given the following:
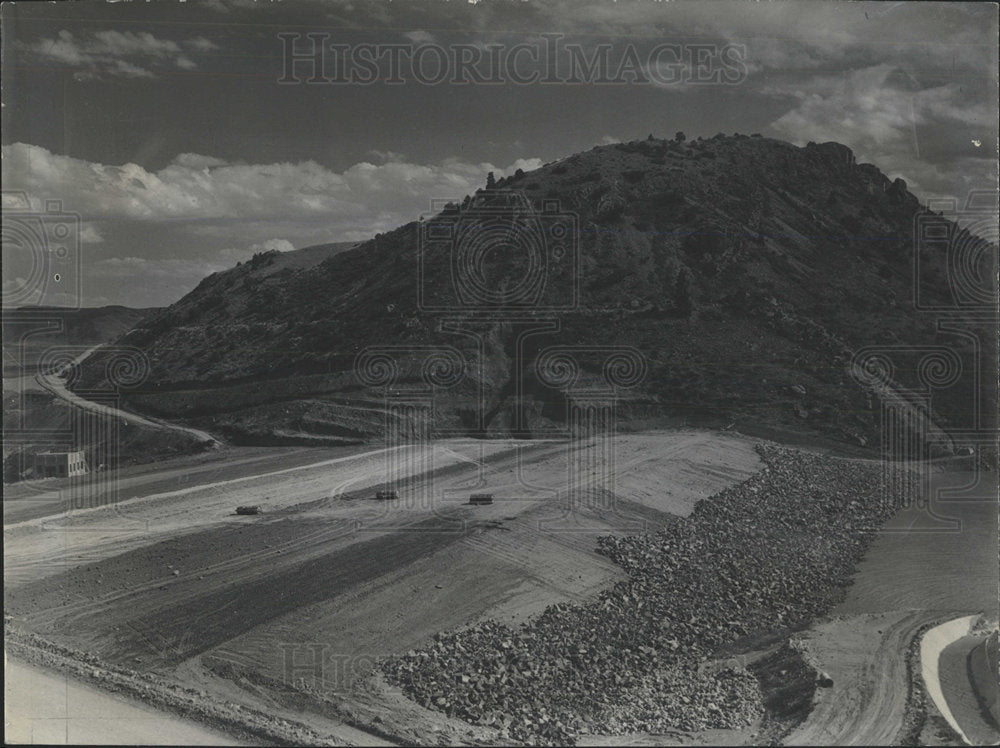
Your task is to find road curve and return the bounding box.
[923,615,1000,746]
[783,610,935,746]
[34,345,219,446]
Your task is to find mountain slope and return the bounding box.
[3,305,156,376]
[75,135,996,451]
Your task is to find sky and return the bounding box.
[2,0,997,308]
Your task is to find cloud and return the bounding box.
[20,29,219,79]
[79,224,104,244]
[90,30,182,57]
[184,37,220,53]
[403,30,436,44]
[506,158,545,173]
[2,143,542,226]
[2,145,545,306]
[766,64,997,199]
[367,149,407,163]
[174,153,230,170]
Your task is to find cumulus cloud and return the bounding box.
[79,224,104,245]
[767,64,997,199]
[20,29,219,79]
[90,30,182,57]
[2,143,541,225]
[173,153,230,170]
[403,29,436,44]
[185,36,220,53]
[2,145,543,306]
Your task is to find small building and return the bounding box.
[33,450,88,479]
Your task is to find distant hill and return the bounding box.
[75,135,996,452]
[3,303,178,477]
[3,305,157,376]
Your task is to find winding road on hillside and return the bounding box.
[34,344,219,446]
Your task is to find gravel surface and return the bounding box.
[382,446,906,744]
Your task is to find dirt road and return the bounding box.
[34,343,218,446]
[785,470,999,746]
[783,610,941,746]
[5,430,761,744]
[3,445,369,525]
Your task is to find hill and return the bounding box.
[3,305,156,376]
[74,135,996,452]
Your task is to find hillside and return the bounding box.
[3,305,156,376]
[74,135,996,451]
[3,304,169,478]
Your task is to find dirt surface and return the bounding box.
[3,445,371,525]
[970,631,1000,729]
[4,658,244,745]
[10,432,986,746]
[5,429,760,745]
[783,610,942,746]
[836,489,999,615]
[781,470,999,747]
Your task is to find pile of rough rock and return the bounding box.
[381,446,905,744]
